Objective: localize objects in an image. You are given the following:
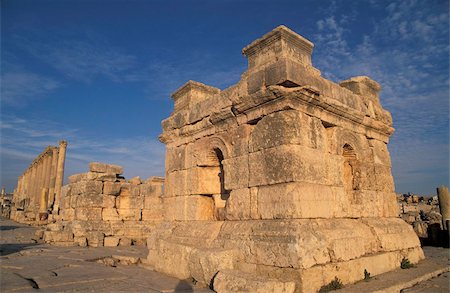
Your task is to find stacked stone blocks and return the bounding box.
[148,26,423,293]
[44,162,164,247]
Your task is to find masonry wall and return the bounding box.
[43,162,164,247]
[147,26,424,292]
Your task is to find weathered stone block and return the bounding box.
[104,236,120,247]
[368,139,391,166]
[249,110,325,152]
[96,172,117,182]
[60,208,75,221]
[68,173,87,183]
[119,183,140,197]
[143,197,162,210]
[225,188,251,220]
[164,196,215,221]
[103,182,121,195]
[223,155,249,190]
[256,182,334,219]
[361,218,421,251]
[118,208,141,221]
[165,169,188,197]
[148,239,193,279]
[71,181,103,195]
[128,176,142,185]
[86,231,104,247]
[74,236,87,247]
[44,230,74,243]
[116,196,143,210]
[140,183,164,197]
[102,195,116,208]
[75,207,102,221]
[189,248,236,287]
[248,145,329,187]
[188,167,222,195]
[119,237,132,246]
[89,162,123,174]
[213,270,295,293]
[76,193,103,208]
[166,144,186,172]
[142,208,164,221]
[102,208,120,221]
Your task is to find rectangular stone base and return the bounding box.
[146,218,424,293]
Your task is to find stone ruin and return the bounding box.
[9,26,425,292]
[146,26,424,292]
[10,140,67,224]
[44,162,164,247]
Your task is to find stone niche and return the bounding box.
[149,26,423,293]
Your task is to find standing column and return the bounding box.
[24,169,30,204]
[35,158,45,212]
[43,153,51,190]
[48,147,59,210]
[53,140,67,213]
[39,188,49,221]
[29,163,37,209]
[437,186,450,230]
[41,153,51,218]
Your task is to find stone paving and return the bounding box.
[1,217,449,293]
[0,218,212,292]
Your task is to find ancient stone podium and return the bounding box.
[148,26,423,292]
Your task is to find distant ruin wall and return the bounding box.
[43,162,164,247]
[10,140,67,224]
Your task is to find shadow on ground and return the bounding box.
[0,225,21,231]
[0,243,39,256]
[174,280,194,292]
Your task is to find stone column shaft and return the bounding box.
[43,153,52,189]
[36,159,45,212]
[48,148,59,209]
[437,186,450,230]
[54,140,67,213]
[30,164,37,209]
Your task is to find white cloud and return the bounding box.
[1,71,61,107]
[312,0,449,194]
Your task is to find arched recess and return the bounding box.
[198,137,230,220]
[342,143,358,191]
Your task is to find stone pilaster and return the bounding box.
[54,140,68,213]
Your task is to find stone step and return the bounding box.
[331,254,449,293]
[212,269,296,293]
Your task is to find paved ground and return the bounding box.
[0,218,212,292]
[1,217,449,293]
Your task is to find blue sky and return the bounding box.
[1,0,448,195]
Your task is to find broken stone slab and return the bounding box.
[96,172,118,182]
[68,173,87,184]
[89,162,123,175]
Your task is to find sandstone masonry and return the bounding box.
[146,26,424,293]
[43,162,164,247]
[8,25,425,293]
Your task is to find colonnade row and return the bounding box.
[12,140,67,222]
